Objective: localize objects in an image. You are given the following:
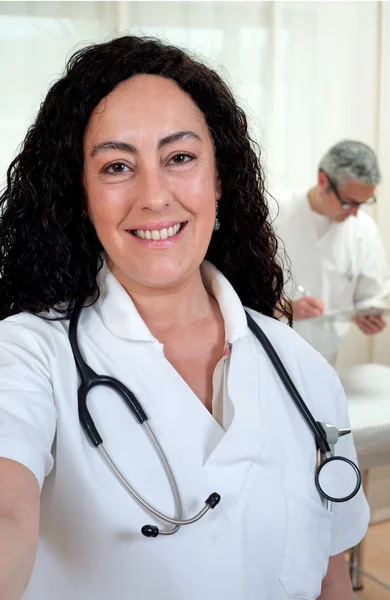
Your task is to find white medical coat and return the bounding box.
[274,187,390,363]
[0,261,369,600]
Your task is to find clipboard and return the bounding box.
[321,306,390,322]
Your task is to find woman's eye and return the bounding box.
[168,153,194,165]
[103,162,130,174]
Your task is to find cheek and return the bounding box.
[178,167,218,215]
[87,183,131,227]
[329,200,342,216]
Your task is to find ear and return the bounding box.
[317,170,328,191]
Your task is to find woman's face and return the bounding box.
[83,74,221,293]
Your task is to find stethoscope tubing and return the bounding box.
[245,312,331,456]
[68,300,361,535]
[245,312,361,504]
[98,423,182,534]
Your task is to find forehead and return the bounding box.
[339,178,376,201]
[84,74,208,143]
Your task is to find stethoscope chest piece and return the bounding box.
[315,455,361,502]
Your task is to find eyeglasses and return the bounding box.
[319,169,377,210]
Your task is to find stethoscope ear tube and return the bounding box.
[245,312,331,456]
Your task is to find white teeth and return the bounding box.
[133,223,183,240]
[171,223,182,236]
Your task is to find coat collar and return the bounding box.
[95,260,250,344]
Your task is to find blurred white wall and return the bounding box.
[371,1,390,367]
[0,1,116,178]
[0,0,389,368]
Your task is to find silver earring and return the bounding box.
[214,202,220,231]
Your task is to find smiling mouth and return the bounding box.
[131,222,187,240]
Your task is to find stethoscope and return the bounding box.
[69,302,362,538]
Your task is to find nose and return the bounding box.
[138,168,171,212]
[350,207,359,217]
[343,206,359,218]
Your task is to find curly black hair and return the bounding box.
[0,35,291,323]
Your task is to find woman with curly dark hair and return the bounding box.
[0,36,367,600]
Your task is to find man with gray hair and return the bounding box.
[275,140,389,365]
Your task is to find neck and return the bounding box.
[117,267,216,332]
[307,185,326,215]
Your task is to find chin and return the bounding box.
[140,271,187,289]
[120,259,198,291]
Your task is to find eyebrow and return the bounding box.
[158,130,202,149]
[90,130,202,157]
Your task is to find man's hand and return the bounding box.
[353,315,386,335]
[292,296,325,320]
